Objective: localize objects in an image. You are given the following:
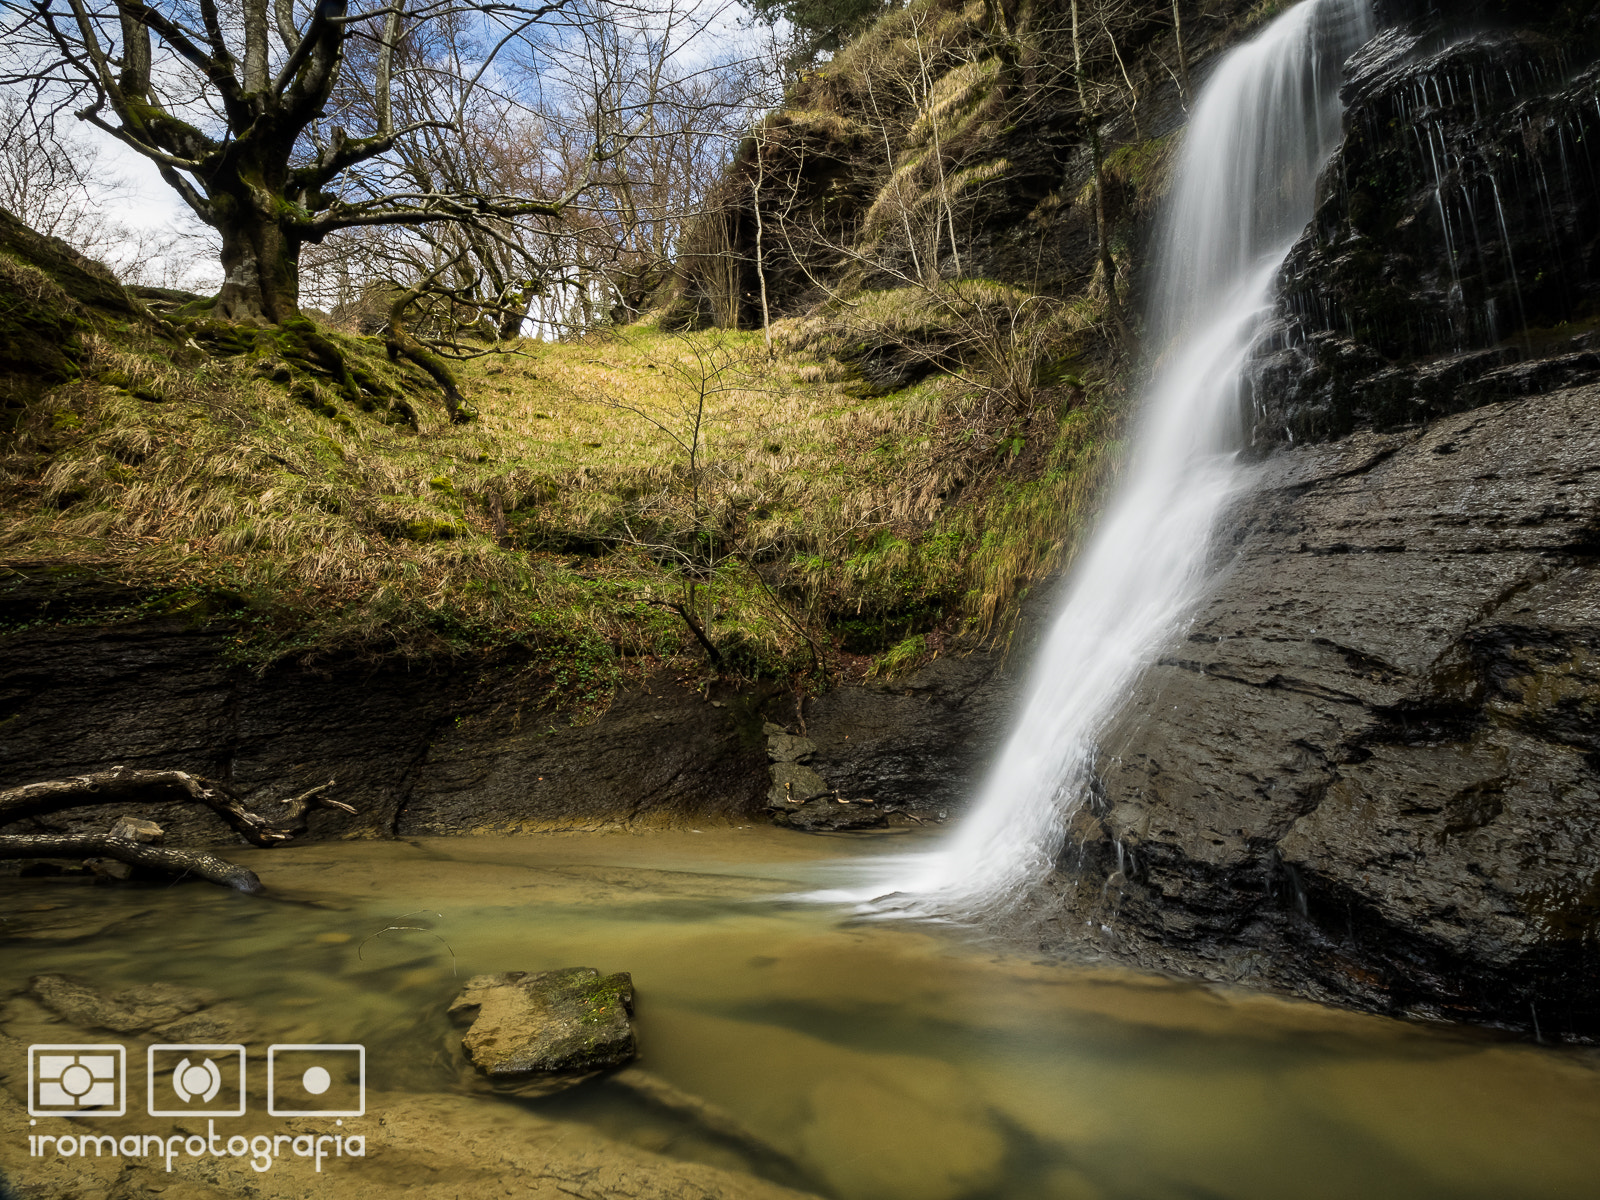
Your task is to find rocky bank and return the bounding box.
[1025,0,1600,1040]
[1043,381,1600,1039]
[0,573,1021,847]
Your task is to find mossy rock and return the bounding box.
[448,968,637,1092]
[288,379,336,417]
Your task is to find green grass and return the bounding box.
[0,251,1128,709]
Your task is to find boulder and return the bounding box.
[766,734,817,763]
[773,799,888,832]
[449,968,636,1087]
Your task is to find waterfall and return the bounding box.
[817,0,1375,916]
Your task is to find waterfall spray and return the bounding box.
[817,0,1375,916]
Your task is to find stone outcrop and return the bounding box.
[0,594,771,842]
[1041,384,1600,1039]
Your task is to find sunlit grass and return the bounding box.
[0,297,1124,697]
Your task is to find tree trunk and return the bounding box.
[1174,0,1192,103]
[1071,0,1125,341]
[214,212,304,325]
[0,834,265,892]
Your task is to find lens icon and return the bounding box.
[267,1044,365,1117]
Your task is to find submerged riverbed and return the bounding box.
[3,828,1599,1199]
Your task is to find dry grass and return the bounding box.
[1,273,1126,692]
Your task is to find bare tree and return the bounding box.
[1071,0,1125,338]
[2,0,609,326]
[0,96,122,256]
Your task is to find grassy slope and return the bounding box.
[0,274,1125,701]
[0,0,1165,703]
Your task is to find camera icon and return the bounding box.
[28,1045,125,1117]
[148,1044,246,1117]
[267,1044,365,1117]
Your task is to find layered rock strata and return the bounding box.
[1043,384,1600,1038]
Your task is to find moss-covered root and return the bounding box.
[386,288,477,425]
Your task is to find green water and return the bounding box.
[4,829,1599,1199]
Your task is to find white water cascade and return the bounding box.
[817,0,1375,916]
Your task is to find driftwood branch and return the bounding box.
[0,766,354,892]
[0,834,264,893]
[0,768,350,846]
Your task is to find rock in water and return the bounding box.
[108,816,163,843]
[774,799,888,832]
[449,968,636,1086]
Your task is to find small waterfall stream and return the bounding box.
[825,0,1375,916]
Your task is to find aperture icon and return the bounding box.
[148,1044,246,1117]
[29,1045,125,1117]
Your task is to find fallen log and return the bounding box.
[0,767,351,846]
[0,766,354,891]
[0,834,264,893]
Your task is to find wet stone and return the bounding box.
[108,816,164,843]
[766,762,828,808]
[774,799,888,832]
[449,967,636,1089]
[766,734,817,764]
[28,974,216,1034]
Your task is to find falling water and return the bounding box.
[817,0,1375,916]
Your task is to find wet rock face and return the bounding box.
[449,968,637,1089]
[1249,18,1600,445]
[800,653,1017,814]
[0,618,770,842]
[1043,384,1600,1038]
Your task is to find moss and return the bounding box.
[575,973,632,1024]
[870,633,929,677]
[394,519,463,542]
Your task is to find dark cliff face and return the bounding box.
[1248,10,1600,445]
[0,605,764,845]
[1015,4,1600,1038]
[1040,383,1600,1038]
[0,573,1018,848]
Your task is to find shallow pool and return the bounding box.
[4,828,1599,1199]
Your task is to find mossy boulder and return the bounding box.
[448,967,637,1091]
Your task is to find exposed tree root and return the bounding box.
[387,287,476,424]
